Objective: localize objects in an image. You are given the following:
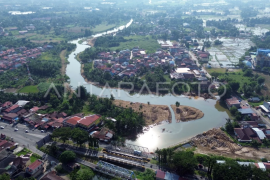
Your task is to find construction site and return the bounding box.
[191,128,270,160]
[113,100,172,125]
[170,105,204,122]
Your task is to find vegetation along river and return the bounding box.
[66,19,229,151]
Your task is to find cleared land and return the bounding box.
[192,128,270,161]
[170,105,204,122]
[18,85,39,93]
[113,100,171,125]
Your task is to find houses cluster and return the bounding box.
[225,96,270,143]
[216,160,270,172]
[93,43,211,87]
[0,100,114,142]
[0,138,63,179]
[94,47,174,79]
[0,45,53,72]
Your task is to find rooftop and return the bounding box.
[41,171,65,180]
[27,159,43,171]
[238,108,253,114]
[176,68,191,74]
[79,114,101,127]
[66,116,81,126]
[226,97,240,106]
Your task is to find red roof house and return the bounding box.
[64,116,81,127]
[78,114,101,129]
[26,159,44,175]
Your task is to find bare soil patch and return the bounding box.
[113,100,172,125]
[87,38,96,47]
[192,128,270,160]
[171,105,204,122]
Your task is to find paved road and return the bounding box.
[189,51,212,79]
[0,121,47,155]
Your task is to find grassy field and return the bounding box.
[254,72,270,96]
[16,32,65,43]
[218,71,252,88]
[37,52,61,61]
[91,23,118,33]
[16,148,40,162]
[18,85,39,93]
[109,35,161,53]
[206,68,241,74]
[16,148,31,156]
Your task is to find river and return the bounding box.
[66,20,228,151]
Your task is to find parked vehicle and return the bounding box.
[134,150,142,156]
[25,130,29,133]
[14,128,18,131]
[0,126,4,129]
[41,130,44,133]
[116,147,121,151]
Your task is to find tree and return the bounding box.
[76,168,95,180]
[59,150,76,163]
[171,150,197,175]
[225,119,234,133]
[251,139,260,148]
[175,101,180,107]
[52,127,72,144]
[218,84,232,101]
[0,174,10,180]
[257,76,265,84]
[110,94,115,101]
[255,84,261,94]
[229,106,237,116]
[228,81,240,92]
[71,128,89,146]
[243,69,253,77]
[207,155,217,175]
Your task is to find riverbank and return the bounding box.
[87,38,96,47]
[170,105,204,122]
[60,50,67,76]
[192,128,270,161]
[113,99,172,125]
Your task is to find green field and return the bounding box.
[255,72,270,96]
[18,85,39,93]
[16,32,65,43]
[109,35,161,53]
[16,148,31,156]
[206,68,241,74]
[92,23,118,33]
[37,52,60,61]
[218,71,252,88]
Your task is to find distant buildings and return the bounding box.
[256,48,270,67]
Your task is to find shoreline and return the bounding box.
[170,105,204,123]
[79,62,215,99]
[113,99,172,126]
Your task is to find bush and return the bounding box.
[59,150,76,163]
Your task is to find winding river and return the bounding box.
[66,20,229,151]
